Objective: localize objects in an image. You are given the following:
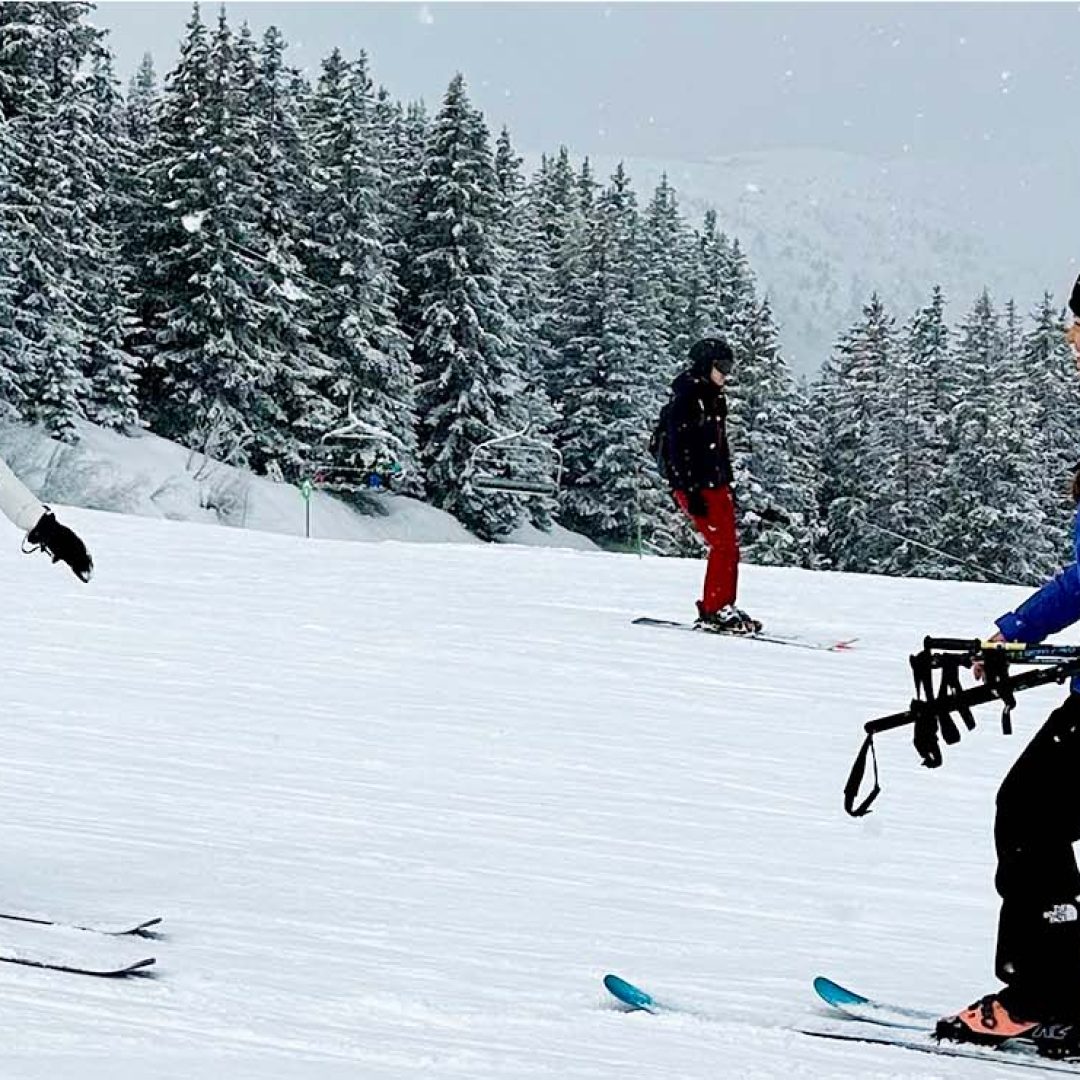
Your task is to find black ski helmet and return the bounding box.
[689,337,734,378]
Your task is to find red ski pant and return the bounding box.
[673,486,740,614]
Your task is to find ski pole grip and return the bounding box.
[864,707,917,735]
[923,636,981,652]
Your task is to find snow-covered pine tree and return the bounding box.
[79,48,141,430]
[530,146,586,408]
[235,23,338,480]
[0,1,109,439]
[684,209,726,347]
[300,48,419,494]
[403,74,523,539]
[814,294,896,572]
[1021,293,1080,564]
[493,127,560,528]
[137,3,265,462]
[124,53,158,147]
[681,210,718,350]
[557,164,669,548]
[727,298,818,566]
[862,286,952,578]
[720,241,760,357]
[937,291,1051,583]
[117,54,158,367]
[642,174,695,364]
[376,93,429,307]
[0,1,47,415]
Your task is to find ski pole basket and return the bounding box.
[844,637,1080,817]
[468,425,562,499]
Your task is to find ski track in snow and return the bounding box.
[0,507,1062,1078]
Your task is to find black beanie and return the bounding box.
[689,337,734,378]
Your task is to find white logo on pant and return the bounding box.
[1043,903,1079,924]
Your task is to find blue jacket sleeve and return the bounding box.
[996,508,1080,642]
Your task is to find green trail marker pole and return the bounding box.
[300,479,313,538]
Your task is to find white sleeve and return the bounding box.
[0,457,45,532]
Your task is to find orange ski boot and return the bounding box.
[936,994,1039,1046]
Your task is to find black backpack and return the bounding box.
[648,399,674,483]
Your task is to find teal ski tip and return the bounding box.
[604,973,657,1012]
[813,975,871,1009]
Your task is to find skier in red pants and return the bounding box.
[665,337,759,634]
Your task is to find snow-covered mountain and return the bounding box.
[582,147,1073,373]
[0,476,1061,1077]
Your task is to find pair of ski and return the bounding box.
[0,910,161,978]
[632,617,857,653]
[604,972,1080,1074]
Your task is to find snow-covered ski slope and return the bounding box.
[0,505,1065,1078]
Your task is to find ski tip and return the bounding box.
[831,639,859,652]
[121,957,157,976]
[125,917,163,937]
[604,973,656,1012]
[813,975,870,1007]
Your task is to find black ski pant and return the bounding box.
[995,692,1080,1020]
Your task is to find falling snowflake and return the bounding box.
[181,210,207,234]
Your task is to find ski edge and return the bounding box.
[632,617,858,652]
[0,913,163,938]
[0,954,156,978]
[797,1022,1080,1076]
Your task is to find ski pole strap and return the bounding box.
[911,699,942,769]
[982,649,1016,735]
[843,732,881,817]
[940,656,976,735]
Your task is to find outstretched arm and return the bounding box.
[996,564,1080,644]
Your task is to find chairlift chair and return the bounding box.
[312,401,408,494]
[469,426,562,499]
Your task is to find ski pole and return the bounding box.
[845,644,1080,816]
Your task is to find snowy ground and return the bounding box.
[0,501,1066,1077]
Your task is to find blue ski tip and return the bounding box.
[813,975,870,1008]
[604,973,657,1012]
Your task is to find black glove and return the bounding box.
[26,510,93,582]
[686,489,708,517]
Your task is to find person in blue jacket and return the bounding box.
[938,276,1080,1053]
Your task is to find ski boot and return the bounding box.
[730,605,763,633]
[935,993,1039,1047]
[694,603,762,635]
[1031,1021,1080,1059]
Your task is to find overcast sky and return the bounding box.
[91,2,1080,172]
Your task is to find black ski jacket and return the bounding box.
[664,371,733,492]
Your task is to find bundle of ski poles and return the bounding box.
[845,637,1080,817]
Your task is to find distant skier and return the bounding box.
[937,274,1080,1056]
[0,458,92,582]
[662,336,759,634]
